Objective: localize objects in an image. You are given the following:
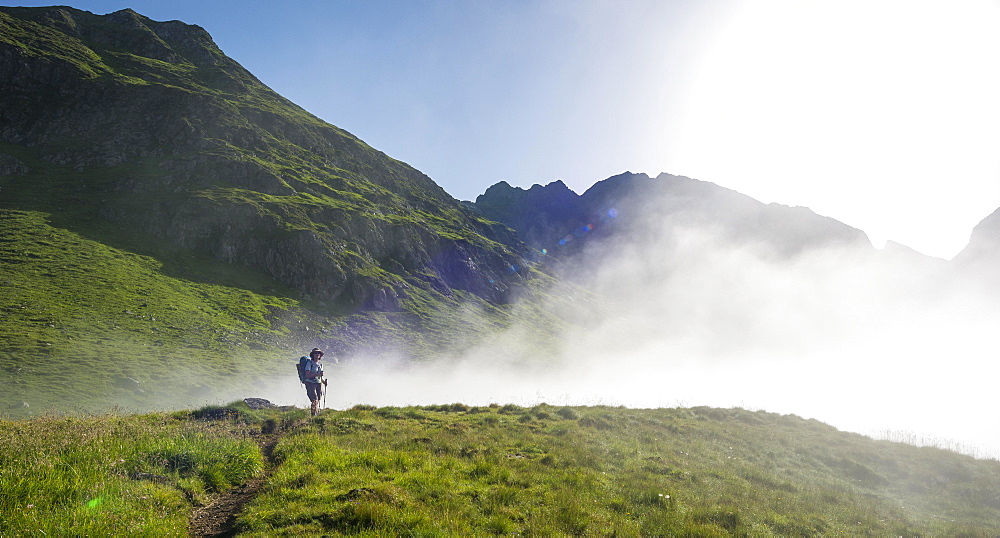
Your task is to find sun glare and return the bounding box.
[667,0,1000,259]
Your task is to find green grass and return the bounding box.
[0,10,114,80]
[0,207,570,417]
[0,401,282,536]
[3,403,998,536]
[236,405,1000,536]
[0,209,304,416]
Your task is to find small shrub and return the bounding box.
[556,407,580,420]
[498,404,523,414]
[446,422,469,433]
[484,516,516,535]
[199,466,230,492]
[403,409,428,420]
[695,509,742,533]
[261,418,278,434]
[374,407,403,419]
[331,418,377,434]
[190,405,251,422]
[579,416,613,430]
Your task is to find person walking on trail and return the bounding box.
[301,348,326,416]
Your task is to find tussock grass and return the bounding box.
[0,402,271,535]
[2,403,1000,535]
[236,405,1000,536]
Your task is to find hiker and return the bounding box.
[300,348,327,416]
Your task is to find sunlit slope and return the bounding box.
[0,6,528,310]
[0,210,561,417]
[2,404,998,535]
[0,209,300,415]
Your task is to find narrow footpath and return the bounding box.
[187,419,300,537]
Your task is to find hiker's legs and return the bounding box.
[306,382,323,416]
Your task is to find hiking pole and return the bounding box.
[323,378,328,410]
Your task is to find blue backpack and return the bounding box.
[296,356,309,383]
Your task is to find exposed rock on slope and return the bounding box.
[0,6,526,309]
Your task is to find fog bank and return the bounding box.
[272,217,999,458]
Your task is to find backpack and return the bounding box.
[296,356,309,383]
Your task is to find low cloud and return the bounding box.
[266,211,999,458]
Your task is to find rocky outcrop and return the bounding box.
[475,180,586,253]
[0,6,528,309]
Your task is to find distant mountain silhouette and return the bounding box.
[473,171,872,263]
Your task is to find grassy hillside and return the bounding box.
[0,6,529,310]
[0,207,571,417]
[0,6,570,418]
[2,403,998,536]
[0,208,297,415]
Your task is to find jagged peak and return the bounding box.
[479,180,515,198]
[527,179,577,195]
[478,179,581,206]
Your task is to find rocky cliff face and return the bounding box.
[0,6,527,309]
[474,171,872,262]
[474,180,584,252]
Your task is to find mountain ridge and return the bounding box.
[473,171,875,265]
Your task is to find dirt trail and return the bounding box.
[187,431,285,537]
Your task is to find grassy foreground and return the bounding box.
[2,403,999,536]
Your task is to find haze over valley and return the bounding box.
[290,173,1000,458]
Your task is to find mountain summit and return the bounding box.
[0,6,526,310]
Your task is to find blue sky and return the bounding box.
[4,0,1000,259]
